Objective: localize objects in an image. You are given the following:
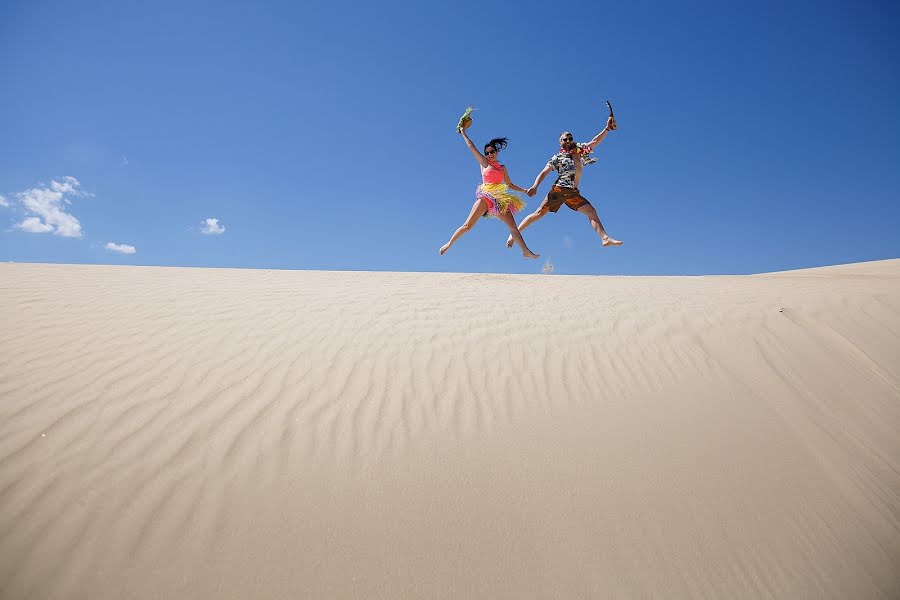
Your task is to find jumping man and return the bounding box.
[506,114,623,248]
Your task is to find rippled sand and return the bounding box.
[1,260,898,599]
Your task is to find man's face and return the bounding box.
[559,132,575,150]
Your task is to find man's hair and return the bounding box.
[559,131,573,139]
[484,138,509,153]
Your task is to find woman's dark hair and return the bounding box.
[483,137,509,154]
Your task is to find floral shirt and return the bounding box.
[547,143,595,189]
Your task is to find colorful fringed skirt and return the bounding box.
[476,183,526,218]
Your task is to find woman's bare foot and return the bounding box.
[523,250,540,259]
[506,235,514,249]
[439,243,451,255]
[601,236,623,247]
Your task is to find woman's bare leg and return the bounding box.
[498,211,539,259]
[440,199,489,255]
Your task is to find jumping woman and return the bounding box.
[440,126,539,259]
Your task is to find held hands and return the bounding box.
[526,186,537,197]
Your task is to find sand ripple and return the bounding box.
[1,261,899,598]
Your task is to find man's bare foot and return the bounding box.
[523,250,540,259]
[601,236,623,247]
[506,235,514,249]
[439,243,451,255]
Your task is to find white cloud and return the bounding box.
[17,217,54,233]
[122,156,129,166]
[49,177,80,195]
[0,194,8,207]
[563,235,574,250]
[14,176,87,237]
[105,242,136,254]
[200,217,225,235]
[541,260,555,274]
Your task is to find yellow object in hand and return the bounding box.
[456,106,474,131]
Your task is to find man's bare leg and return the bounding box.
[578,204,623,246]
[506,206,549,248]
[498,212,540,258]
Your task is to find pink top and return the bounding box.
[481,161,505,184]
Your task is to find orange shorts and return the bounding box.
[540,186,592,212]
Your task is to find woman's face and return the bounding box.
[484,146,498,159]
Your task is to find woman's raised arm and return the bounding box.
[459,128,489,168]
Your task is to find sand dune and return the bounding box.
[1,260,898,599]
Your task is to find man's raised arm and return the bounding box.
[586,115,617,149]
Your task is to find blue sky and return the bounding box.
[1,0,898,275]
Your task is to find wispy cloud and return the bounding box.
[0,194,8,207]
[563,235,574,250]
[542,259,555,274]
[121,156,129,166]
[105,242,136,254]
[200,217,225,235]
[17,217,54,233]
[13,176,87,237]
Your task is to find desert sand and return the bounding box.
[1,260,898,599]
